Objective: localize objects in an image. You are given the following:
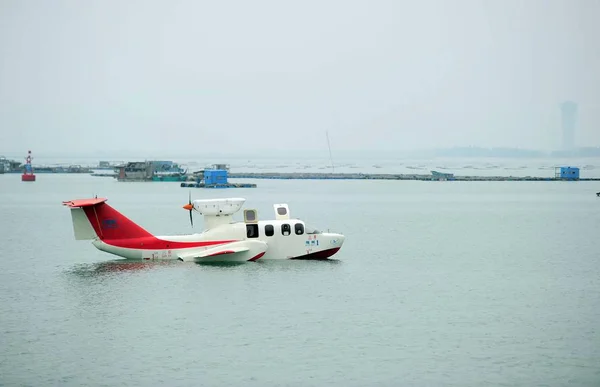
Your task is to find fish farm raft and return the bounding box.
[228,167,600,182]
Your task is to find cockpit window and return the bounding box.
[304,224,321,234]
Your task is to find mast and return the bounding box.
[326,131,335,174]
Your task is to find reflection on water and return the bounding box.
[194,261,247,268]
[65,258,343,279]
[65,259,177,279]
[191,258,343,274]
[250,258,343,275]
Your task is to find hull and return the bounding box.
[189,251,264,263]
[21,174,36,181]
[152,175,187,182]
[289,247,341,260]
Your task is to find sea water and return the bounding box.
[0,172,599,386]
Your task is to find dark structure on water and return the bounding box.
[181,166,257,189]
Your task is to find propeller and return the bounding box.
[183,191,194,227]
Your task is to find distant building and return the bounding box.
[430,170,454,181]
[554,166,580,180]
[561,101,577,151]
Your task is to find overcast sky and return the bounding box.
[1,0,599,157]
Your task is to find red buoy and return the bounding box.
[21,150,36,182]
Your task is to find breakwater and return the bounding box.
[229,172,600,182]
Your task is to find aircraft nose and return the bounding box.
[329,233,345,247]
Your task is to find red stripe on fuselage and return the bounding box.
[102,237,237,250]
[76,200,238,250]
[248,252,265,261]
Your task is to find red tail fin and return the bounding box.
[63,198,152,240]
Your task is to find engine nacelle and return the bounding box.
[192,198,245,216]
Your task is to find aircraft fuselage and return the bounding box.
[93,219,344,261]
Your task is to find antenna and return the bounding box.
[326,131,335,174]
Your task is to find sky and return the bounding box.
[1,0,599,158]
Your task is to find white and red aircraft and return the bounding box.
[62,196,345,263]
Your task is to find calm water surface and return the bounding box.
[1,174,599,386]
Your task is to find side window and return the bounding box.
[246,224,259,238]
[281,223,291,236]
[294,223,304,235]
[265,224,274,237]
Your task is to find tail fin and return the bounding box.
[63,198,152,240]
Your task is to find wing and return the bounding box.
[177,240,267,262]
[177,246,248,262]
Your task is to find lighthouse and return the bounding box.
[21,150,36,182]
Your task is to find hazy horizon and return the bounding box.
[1,0,599,155]
[3,147,600,165]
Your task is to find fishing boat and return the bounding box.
[151,170,188,182]
[116,160,187,182]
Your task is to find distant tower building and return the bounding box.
[560,101,577,151]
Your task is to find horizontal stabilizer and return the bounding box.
[63,198,108,208]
